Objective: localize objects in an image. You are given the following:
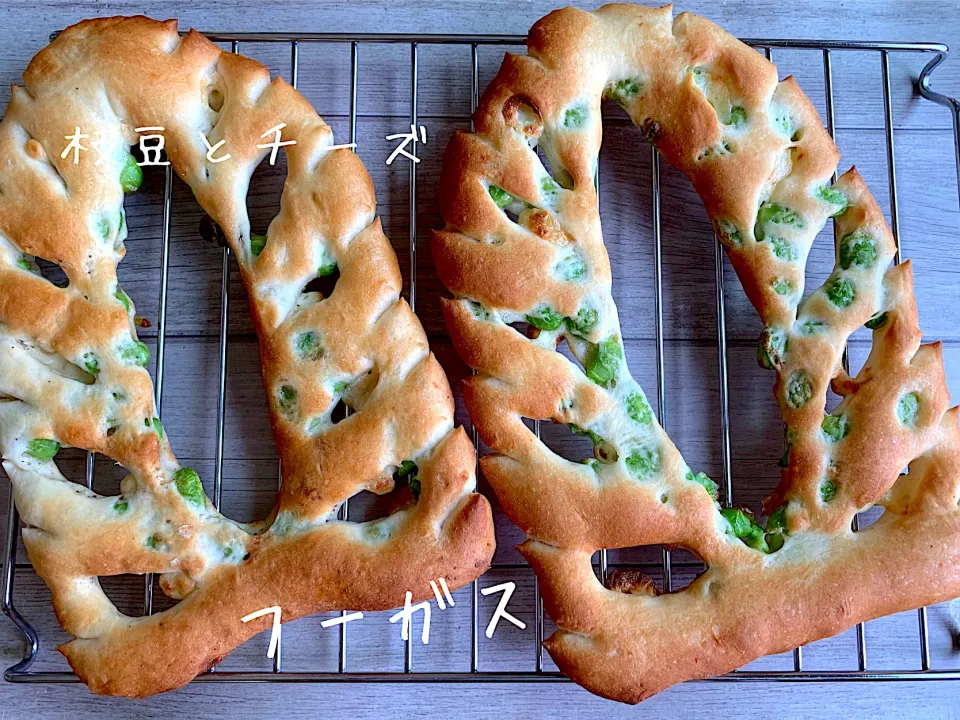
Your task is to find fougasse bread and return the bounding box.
[432,3,960,704]
[0,16,494,697]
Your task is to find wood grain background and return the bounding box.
[1,1,959,717]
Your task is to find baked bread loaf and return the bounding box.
[433,3,960,703]
[0,16,494,696]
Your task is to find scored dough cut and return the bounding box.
[432,3,960,703]
[0,16,494,697]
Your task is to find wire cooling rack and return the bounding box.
[3,28,960,688]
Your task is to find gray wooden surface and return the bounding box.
[2,1,960,717]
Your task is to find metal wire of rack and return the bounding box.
[3,29,960,688]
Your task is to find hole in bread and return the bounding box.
[99,575,150,616]
[688,66,743,131]
[35,256,69,289]
[8,335,96,387]
[602,545,707,594]
[86,453,133,497]
[246,147,287,258]
[301,264,340,300]
[855,504,885,530]
[536,146,554,176]
[329,397,348,425]
[97,574,152,617]
[528,417,615,465]
[311,365,381,432]
[554,334,591,379]
[345,365,379,410]
[344,483,418,523]
[307,393,352,434]
[508,320,537,339]
[503,205,521,224]
[34,445,92,486]
[347,489,394,521]
[536,143,574,190]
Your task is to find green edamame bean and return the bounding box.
[120,340,150,367]
[626,391,653,425]
[625,446,660,478]
[755,202,803,242]
[720,507,769,552]
[798,318,825,335]
[565,306,599,337]
[83,352,100,376]
[397,460,418,477]
[821,414,849,442]
[26,438,60,460]
[120,153,143,194]
[541,176,560,196]
[716,219,743,246]
[816,185,848,216]
[686,470,719,499]
[585,336,622,387]
[839,230,877,270]
[786,371,813,409]
[295,331,323,361]
[469,301,491,321]
[727,105,747,128]
[825,276,855,309]
[563,106,587,129]
[771,238,798,261]
[488,185,513,208]
[773,113,800,141]
[757,327,787,369]
[525,306,564,331]
[317,258,337,277]
[897,392,920,427]
[767,504,788,534]
[820,480,837,502]
[408,478,422,499]
[608,78,642,106]
[277,385,298,416]
[174,467,205,508]
[115,287,131,312]
[555,254,586,282]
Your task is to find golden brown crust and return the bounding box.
[0,16,494,696]
[524,467,960,703]
[55,430,493,698]
[432,2,960,704]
